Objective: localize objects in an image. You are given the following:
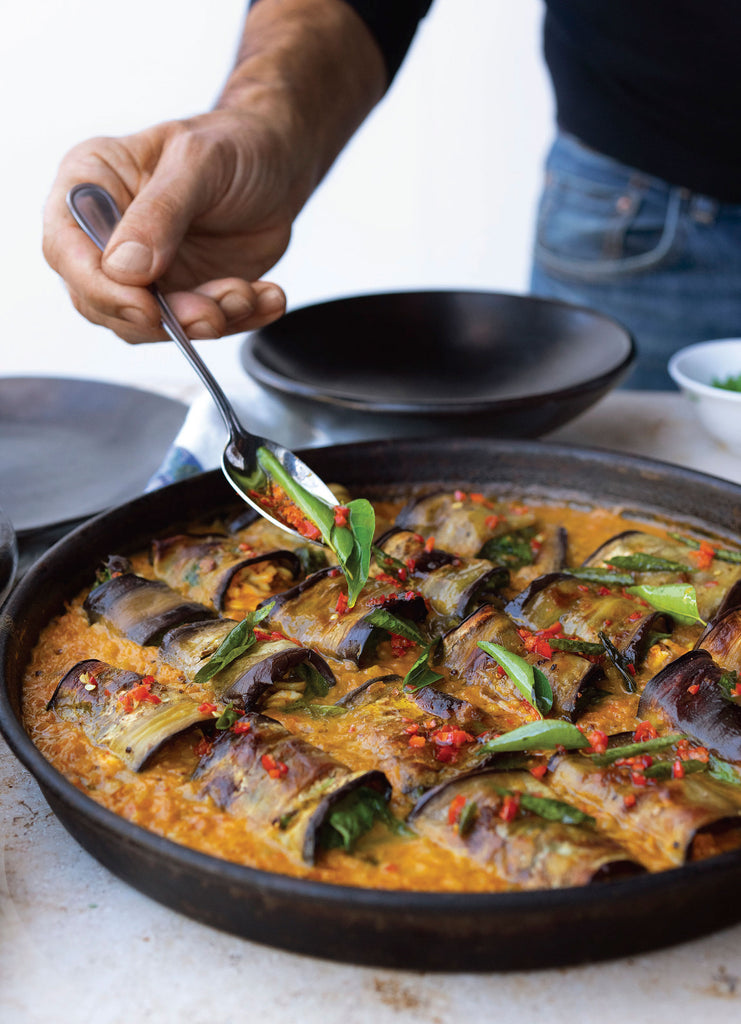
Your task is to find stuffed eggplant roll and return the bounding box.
[442,605,603,721]
[264,567,427,664]
[408,769,642,888]
[158,616,335,709]
[583,530,741,621]
[193,712,391,864]
[638,649,741,763]
[375,528,508,630]
[84,565,215,647]
[548,747,741,869]
[48,659,214,771]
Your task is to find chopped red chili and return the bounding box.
[634,721,658,742]
[499,793,520,823]
[448,793,466,826]
[333,505,350,528]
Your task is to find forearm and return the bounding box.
[217,0,387,212]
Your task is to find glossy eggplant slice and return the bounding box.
[376,529,507,629]
[329,675,487,805]
[696,607,741,671]
[506,573,666,667]
[442,605,603,721]
[638,649,741,763]
[395,491,535,558]
[193,712,390,864]
[151,533,303,616]
[583,530,741,621]
[265,567,427,664]
[158,617,335,708]
[549,749,741,869]
[47,659,213,771]
[408,769,642,888]
[84,570,216,646]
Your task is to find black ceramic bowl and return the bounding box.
[241,291,635,439]
[3,439,741,972]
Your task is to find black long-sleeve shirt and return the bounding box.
[348,0,741,202]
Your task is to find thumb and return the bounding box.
[102,144,207,285]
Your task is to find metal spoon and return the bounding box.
[66,182,338,540]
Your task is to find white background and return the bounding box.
[0,0,552,397]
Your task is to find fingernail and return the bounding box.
[220,291,254,320]
[189,319,219,339]
[256,286,285,315]
[105,241,152,276]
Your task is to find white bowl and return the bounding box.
[668,339,741,453]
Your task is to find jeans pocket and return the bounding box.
[534,146,684,283]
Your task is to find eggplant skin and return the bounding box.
[84,571,215,647]
[408,769,643,889]
[638,649,741,763]
[193,713,390,864]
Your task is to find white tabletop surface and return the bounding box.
[3,374,741,1024]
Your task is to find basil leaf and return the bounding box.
[477,720,589,756]
[643,760,706,780]
[478,528,536,569]
[626,583,705,625]
[296,661,332,699]
[597,631,636,694]
[565,567,634,586]
[256,447,374,608]
[318,786,393,851]
[708,755,741,786]
[588,733,686,767]
[458,800,478,837]
[214,703,242,730]
[477,641,553,715]
[607,554,690,573]
[718,670,739,698]
[366,608,426,646]
[194,603,274,685]
[549,638,605,656]
[403,641,444,692]
[517,792,595,827]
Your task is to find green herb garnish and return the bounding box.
[256,446,375,608]
[477,719,589,756]
[607,554,690,573]
[588,733,685,767]
[643,760,706,780]
[626,583,705,625]
[318,786,401,851]
[194,603,274,685]
[477,641,553,715]
[457,800,478,837]
[549,638,605,656]
[403,641,444,692]
[517,792,595,827]
[478,528,536,569]
[669,533,741,565]
[214,703,242,730]
[366,608,427,646]
[372,545,409,578]
[713,372,741,392]
[708,755,741,786]
[565,567,635,586]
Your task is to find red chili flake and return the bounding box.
[627,663,636,677]
[448,793,466,826]
[432,728,474,749]
[376,572,403,589]
[383,862,399,873]
[238,542,254,553]
[689,540,716,570]
[231,721,252,735]
[254,628,287,643]
[495,665,506,678]
[598,586,612,597]
[193,737,212,758]
[469,493,488,504]
[335,592,349,616]
[453,490,467,502]
[577,584,590,593]
[261,753,288,779]
[603,619,613,627]
[404,723,420,735]
[499,793,520,823]
[328,567,342,578]
[408,734,426,748]
[485,514,501,530]
[734,683,741,698]
[687,745,709,763]
[634,721,658,742]
[586,729,609,755]
[391,633,416,658]
[530,538,543,554]
[517,628,552,659]
[538,622,564,639]
[623,793,637,809]
[198,701,218,715]
[672,759,685,779]
[333,505,350,528]
[631,772,648,787]
[405,557,418,574]
[530,764,548,780]
[627,611,643,622]
[435,745,458,764]
[687,683,700,695]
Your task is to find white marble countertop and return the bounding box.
[3,384,741,1024]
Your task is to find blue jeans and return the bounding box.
[530,133,741,389]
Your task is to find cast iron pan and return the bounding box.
[242,291,636,438]
[2,439,741,972]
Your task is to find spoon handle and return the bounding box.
[66,183,243,443]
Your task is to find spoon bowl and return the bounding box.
[66,183,338,540]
